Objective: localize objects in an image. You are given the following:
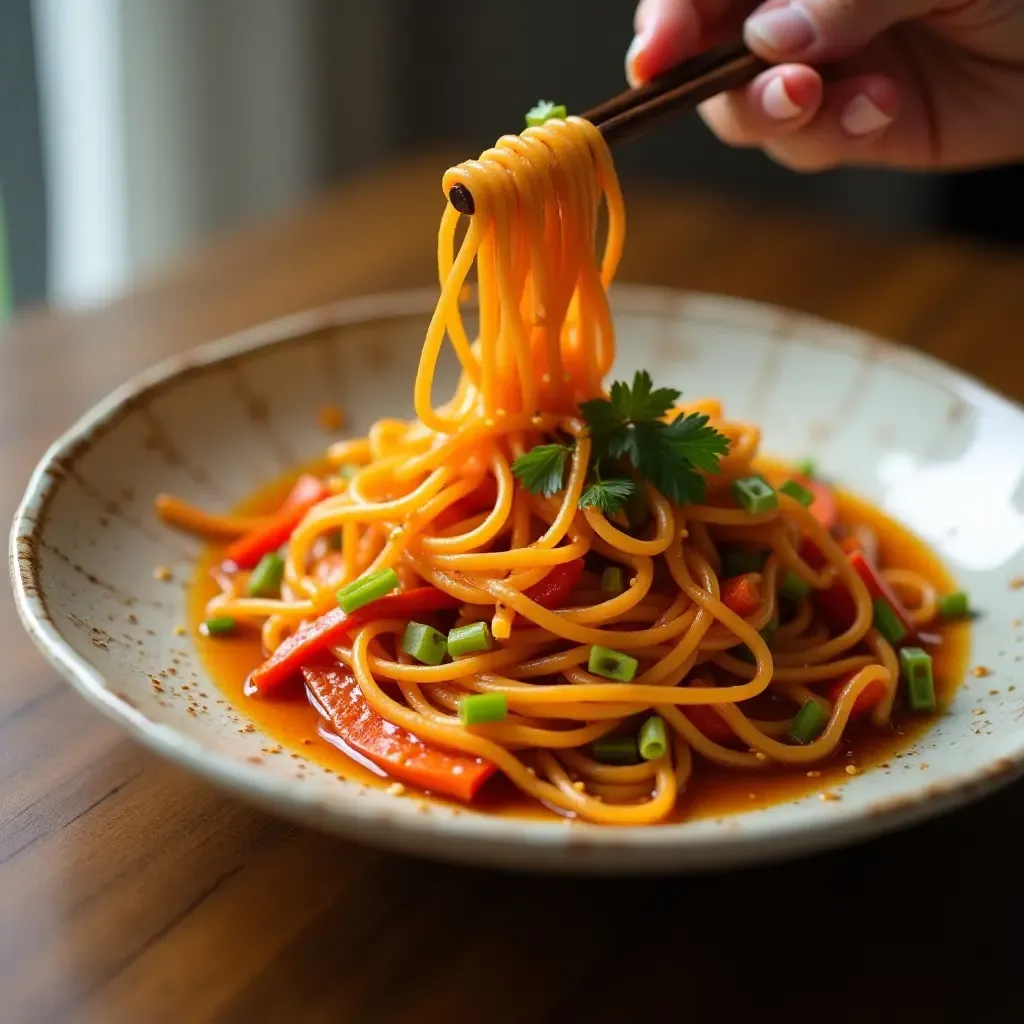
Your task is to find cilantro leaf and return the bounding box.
[627,421,707,506]
[580,370,682,454]
[578,477,635,517]
[511,443,571,497]
[663,412,731,472]
[578,396,625,451]
[612,370,680,423]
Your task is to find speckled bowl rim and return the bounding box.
[10,286,1024,872]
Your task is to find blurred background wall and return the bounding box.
[1,0,1021,313]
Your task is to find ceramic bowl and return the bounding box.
[11,287,1024,873]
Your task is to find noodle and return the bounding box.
[162,117,954,825]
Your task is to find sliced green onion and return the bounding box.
[780,569,812,603]
[788,699,828,744]
[525,100,567,127]
[937,591,970,619]
[588,645,638,682]
[401,622,448,665]
[794,458,817,478]
[339,463,360,480]
[447,621,493,657]
[721,548,766,577]
[732,475,778,514]
[638,716,669,761]
[601,566,625,594]
[591,734,639,765]
[900,647,936,712]
[872,597,908,645]
[200,615,236,637]
[458,692,508,725]
[248,552,284,597]
[336,567,399,613]
[779,479,814,508]
[735,617,777,664]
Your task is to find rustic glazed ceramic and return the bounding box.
[11,287,1024,872]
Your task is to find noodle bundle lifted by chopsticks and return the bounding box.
[159,113,962,824]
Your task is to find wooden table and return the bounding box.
[4,153,1024,1022]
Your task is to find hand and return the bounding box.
[626,0,1024,171]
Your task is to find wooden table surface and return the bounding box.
[4,152,1024,1022]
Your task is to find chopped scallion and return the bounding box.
[937,591,970,619]
[780,569,812,602]
[779,479,814,507]
[248,552,284,597]
[447,621,493,657]
[401,622,448,665]
[721,548,766,577]
[339,464,360,480]
[200,615,236,637]
[601,566,625,594]
[591,734,639,765]
[900,646,936,712]
[525,100,567,127]
[732,475,778,514]
[872,597,908,645]
[458,692,507,725]
[788,699,828,744]
[794,458,817,478]
[638,716,669,761]
[336,567,400,613]
[587,645,638,682]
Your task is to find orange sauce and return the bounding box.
[189,466,970,823]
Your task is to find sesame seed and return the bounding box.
[386,782,406,797]
[153,566,172,582]
[806,770,822,778]
[845,765,859,776]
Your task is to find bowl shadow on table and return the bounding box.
[52,770,1021,1023]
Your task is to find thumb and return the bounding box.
[743,0,937,62]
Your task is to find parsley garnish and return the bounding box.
[578,477,636,517]
[510,442,571,497]
[511,370,730,512]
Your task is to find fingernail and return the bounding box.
[840,94,892,136]
[762,76,802,120]
[745,4,816,56]
[625,31,650,88]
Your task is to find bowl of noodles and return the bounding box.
[11,118,1024,872]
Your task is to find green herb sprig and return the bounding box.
[511,370,730,515]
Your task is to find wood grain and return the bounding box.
[3,152,1024,1023]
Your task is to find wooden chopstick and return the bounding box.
[447,40,767,216]
[584,40,766,144]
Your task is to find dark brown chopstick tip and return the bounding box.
[449,184,475,216]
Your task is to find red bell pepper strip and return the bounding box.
[523,558,585,607]
[223,474,331,570]
[511,558,586,626]
[678,675,737,745]
[682,704,736,745]
[719,574,761,618]
[800,476,839,532]
[249,587,461,698]
[816,548,915,638]
[432,478,498,530]
[303,664,496,802]
[827,673,887,721]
